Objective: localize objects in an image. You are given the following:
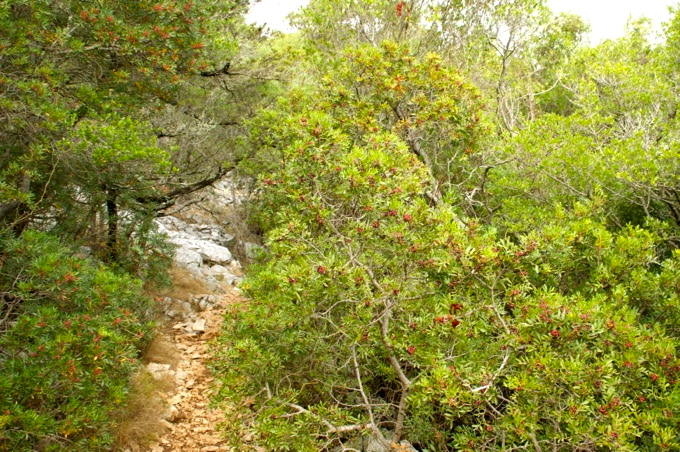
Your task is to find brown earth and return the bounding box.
[118,286,248,452]
[147,291,236,452]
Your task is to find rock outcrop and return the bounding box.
[154,215,243,301]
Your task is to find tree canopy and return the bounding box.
[0,0,247,257]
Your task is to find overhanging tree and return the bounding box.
[0,0,247,256]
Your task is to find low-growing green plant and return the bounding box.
[0,231,154,450]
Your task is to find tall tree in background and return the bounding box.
[489,17,680,239]
[290,0,588,133]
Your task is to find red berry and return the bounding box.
[550,329,560,338]
[317,266,326,274]
[407,346,416,355]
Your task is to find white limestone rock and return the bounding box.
[170,238,233,265]
[191,319,206,333]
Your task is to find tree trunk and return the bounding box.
[105,187,118,261]
[0,172,31,234]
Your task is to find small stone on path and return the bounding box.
[191,319,207,333]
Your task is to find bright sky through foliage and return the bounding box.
[549,0,674,43]
[246,0,676,42]
[247,0,308,32]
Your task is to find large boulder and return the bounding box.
[155,217,234,247]
[207,265,242,286]
[170,238,233,265]
[173,247,203,268]
[157,217,234,267]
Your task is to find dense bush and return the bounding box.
[0,231,154,450]
[213,45,680,451]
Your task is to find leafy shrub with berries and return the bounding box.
[214,43,680,451]
[243,41,490,215]
[0,231,154,450]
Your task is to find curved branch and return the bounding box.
[136,165,233,213]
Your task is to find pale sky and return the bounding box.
[549,0,675,43]
[247,0,308,33]
[246,0,678,43]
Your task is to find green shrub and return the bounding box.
[0,231,154,450]
[213,45,680,449]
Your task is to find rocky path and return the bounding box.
[143,289,239,452]
[122,176,263,452]
[156,293,231,451]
